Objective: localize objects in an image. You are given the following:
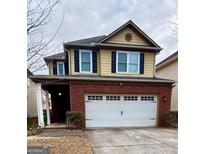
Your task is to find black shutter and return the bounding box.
[74,49,79,72]
[53,61,57,75]
[111,51,116,73]
[64,53,69,75]
[140,53,144,74]
[64,61,68,75]
[92,50,97,73]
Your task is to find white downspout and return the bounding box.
[36,83,45,127]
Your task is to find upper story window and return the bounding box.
[80,50,92,73]
[116,51,140,74]
[57,62,65,75]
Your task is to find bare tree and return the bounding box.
[27,0,64,73]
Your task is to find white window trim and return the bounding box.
[116,51,140,74]
[57,62,65,75]
[79,50,93,73]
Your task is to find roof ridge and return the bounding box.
[65,35,106,44]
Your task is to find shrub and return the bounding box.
[163,111,178,128]
[27,116,41,136]
[65,111,84,129]
[27,117,38,130]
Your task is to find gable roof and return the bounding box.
[99,20,160,48]
[44,52,66,61]
[156,51,178,70]
[63,20,162,52]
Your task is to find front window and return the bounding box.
[117,51,140,73]
[80,50,92,72]
[118,53,127,72]
[57,62,65,75]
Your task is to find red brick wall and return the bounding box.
[69,81,173,127]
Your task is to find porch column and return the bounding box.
[45,91,51,125]
[36,83,44,127]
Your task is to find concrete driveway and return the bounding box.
[85,128,177,154]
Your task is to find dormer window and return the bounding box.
[57,62,65,75]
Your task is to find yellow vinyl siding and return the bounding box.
[100,49,154,77]
[48,62,53,75]
[70,49,100,75]
[105,27,150,46]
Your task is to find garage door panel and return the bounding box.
[86,119,156,127]
[85,94,157,128]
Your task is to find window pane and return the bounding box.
[118,63,127,72]
[82,62,90,71]
[129,53,138,63]
[81,52,90,62]
[58,63,64,75]
[118,53,127,63]
[59,68,64,74]
[129,64,138,73]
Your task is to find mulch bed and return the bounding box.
[27,136,93,154]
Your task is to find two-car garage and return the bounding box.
[85,94,158,128]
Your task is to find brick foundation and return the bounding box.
[69,81,173,127]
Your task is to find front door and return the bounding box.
[50,86,69,123]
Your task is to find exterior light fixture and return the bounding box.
[58,92,62,96]
[162,96,167,102]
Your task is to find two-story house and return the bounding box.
[31,20,174,128]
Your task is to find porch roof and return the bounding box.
[30,75,174,84]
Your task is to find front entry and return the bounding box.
[49,85,69,123]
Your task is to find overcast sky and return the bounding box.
[41,0,178,74]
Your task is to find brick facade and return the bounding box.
[69,81,173,127]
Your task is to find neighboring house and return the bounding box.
[27,70,51,125]
[27,70,38,118]
[30,20,174,128]
[156,51,178,111]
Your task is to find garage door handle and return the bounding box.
[86,119,92,120]
[150,118,155,120]
[121,111,123,115]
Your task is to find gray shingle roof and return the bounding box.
[44,52,65,61]
[30,75,175,84]
[64,35,106,45]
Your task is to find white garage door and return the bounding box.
[85,94,157,128]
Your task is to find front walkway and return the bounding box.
[85,128,178,154]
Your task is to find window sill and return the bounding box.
[115,72,140,75]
